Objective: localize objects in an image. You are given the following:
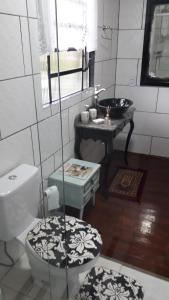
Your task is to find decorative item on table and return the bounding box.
[81,111,89,124]
[104,106,111,125]
[81,104,90,124]
[59,162,93,180]
[92,118,104,124]
[89,108,97,120]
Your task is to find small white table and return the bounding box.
[48,158,101,219]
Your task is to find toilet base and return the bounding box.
[26,243,99,299]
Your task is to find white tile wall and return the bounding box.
[111,30,118,59]
[104,0,119,29]
[61,109,69,145]
[114,132,152,154]
[95,28,112,62]
[0,0,27,16]
[95,0,119,93]
[119,0,144,29]
[42,156,55,180]
[63,140,74,162]
[33,75,52,121]
[142,0,147,29]
[116,59,138,86]
[100,85,115,99]
[0,77,36,137]
[0,128,34,177]
[54,149,62,170]
[69,103,80,141]
[134,111,169,138]
[94,61,103,86]
[28,18,40,74]
[102,59,116,88]
[38,114,61,161]
[20,17,32,75]
[157,88,169,114]
[151,137,169,158]
[97,0,104,27]
[114,0,169,158]
[118,30,144,59]
[60,93,81,111]
[30,124,40,165]
[115,86,158,112]
[0,14,24,80]
[131,134,152,155]
[80,96,93,112]
[27,0,38,18]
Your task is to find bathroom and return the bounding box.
[0,0,169,299]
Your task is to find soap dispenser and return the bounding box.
[80,105,89,124]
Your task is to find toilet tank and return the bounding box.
[0,164,39,241]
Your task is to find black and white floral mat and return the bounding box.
[76,266,144,300]
[26,216,102,268]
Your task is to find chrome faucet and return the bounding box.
[94,85,106,106]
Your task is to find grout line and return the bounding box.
[136,59,140,86]
[30,126,36,166]
[114,0,121,92]
[155,88,159,112]
[149,136,153,155]
[0,125,37,142]
[122,130,169,141]
[115,58,140,60]
[19,17,26,75]
[0,73,40,82]
[0,11,38,19]
[118,28,145,31]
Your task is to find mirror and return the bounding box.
[141,0,169,86]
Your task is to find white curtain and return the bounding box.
[37,0,97,55]
[37,0,57,54]
[86,0,98,52]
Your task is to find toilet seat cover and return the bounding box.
[26,216,102,268]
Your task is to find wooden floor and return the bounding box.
[83,151,169,279]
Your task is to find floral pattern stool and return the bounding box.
[76,266,144,300]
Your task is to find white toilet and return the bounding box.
[0,164,102,299]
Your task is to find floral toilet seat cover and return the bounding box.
[26,216,102,268]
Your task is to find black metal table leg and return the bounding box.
[99,140,113,197]
[74,132,83,160]
[124,119,134,165]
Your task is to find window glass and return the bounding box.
[40,49,90,105]
[60,72,82,99]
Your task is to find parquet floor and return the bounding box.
[83,151,169,279]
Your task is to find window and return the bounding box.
[40,49,93,105]
[37,0,97,105]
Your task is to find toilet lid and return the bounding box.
[26,216,102,268]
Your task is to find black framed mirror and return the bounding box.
[141,0,169,86]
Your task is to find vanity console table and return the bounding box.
[74,107,135,193]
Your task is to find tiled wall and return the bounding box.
[114,0,169,158]
[0,0,93,185]
[95,0,119,98]
[82,0,119,161]
[0,0,118,183]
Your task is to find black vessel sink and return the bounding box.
[97,98,133,118]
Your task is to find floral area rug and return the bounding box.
[76,266,144,299]
[109,168,146,202]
